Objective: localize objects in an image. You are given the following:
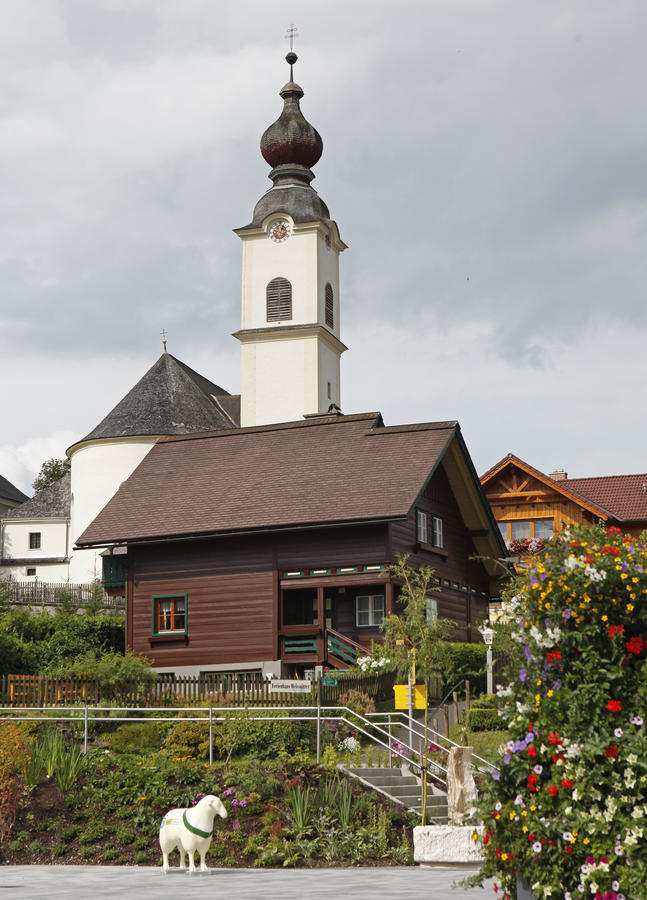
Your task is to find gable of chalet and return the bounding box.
[76,412,505,576]
[481,454,611,524]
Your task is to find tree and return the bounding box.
[380,557,452,685]
[32,458,68,493]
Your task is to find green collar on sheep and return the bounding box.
[182,810,212,839]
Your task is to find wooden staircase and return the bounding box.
[326,628,364,669]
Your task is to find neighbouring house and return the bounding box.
[0,474,29,517]
[481,454,647,552]
[76,412,507,677]
[1,473,71,581]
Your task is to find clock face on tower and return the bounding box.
[269,220,291,243]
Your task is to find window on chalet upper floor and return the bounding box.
[356,593,385,628]
[29,532,41,550]
[325,282,334,328]
[266,277,292,322]
[510,521,530,540]
[500,519,554,544]
[416,511,444,549]
[152,594,187,635]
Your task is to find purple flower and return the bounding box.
[503,754,511,765]
[513,740,527,753]
[223,788,235,797]
[530,574,538,587]
[634,564,644,574]
[519,668,527,682]
[524,645,532,661]
[492,769,500,781]
[232,799,239,806]
[554,679,562,691]
[524,732,534,745]
[239,799,247,807]
[563,608,572,619]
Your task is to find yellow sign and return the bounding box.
[393,683,428,710]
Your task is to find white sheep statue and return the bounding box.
[159,794,227,874]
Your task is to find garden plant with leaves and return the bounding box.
[470,524,647,900]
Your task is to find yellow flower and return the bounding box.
[522,825,528,832]
[547,690,554,698]
[627,604,635,612]
[530,805,537,811]
[601,615,608,622]
[509,811,516,820]
[583,837,589,845]
[521,810,527,817]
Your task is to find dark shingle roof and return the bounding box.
[77,413,459,546]
[72,353,240,448]
[0,474,29,505]
[565,474,647,522]
[4,472,70,518]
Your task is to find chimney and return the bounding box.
[549,469,568,482]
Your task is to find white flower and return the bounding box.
[532,841,542,853]
[614,728,623,738]
[562,831,573,841]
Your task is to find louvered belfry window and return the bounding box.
[266,277,292,322]
[325,282,334,328]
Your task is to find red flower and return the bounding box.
[561,777,574,789]
[547,784,558,796]
[605,744,618,758]
[606,526,622,536]
[552,753,564,764]
[527,773,539,791]
[626,637,646,655]
[527,745,537,758]
[606,700,622,712]
[547,731,562,745]
[565,846,572,854]
[602,544,620,556]
[608,624,625,638]
[527,833,536,842]
[570,540,580,548]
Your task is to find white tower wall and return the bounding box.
[68,437,158,581]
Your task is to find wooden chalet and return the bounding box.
[77,412,506,678]
[481,454,647,546]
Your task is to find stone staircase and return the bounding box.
[342,766,449,823]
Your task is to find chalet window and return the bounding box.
[152,594,187,635]
[416,510,429,544]
[26,567,36,577]
[29,532,41,550]
[425,596,438,624]
[498,522,507,540]
[534,519,553,539]
[356,593,385,627]
[266,277,292,322]
[510,520,530,540]
[325,282,334,328]
[431,516,444,549]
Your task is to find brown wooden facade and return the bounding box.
[126,468,493,675]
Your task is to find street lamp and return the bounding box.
[480,626,496,695]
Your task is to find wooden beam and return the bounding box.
[487,490,557,499]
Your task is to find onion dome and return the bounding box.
[260,52,323,186]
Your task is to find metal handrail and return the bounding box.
[0,703,450,789]
[365,710,495,772]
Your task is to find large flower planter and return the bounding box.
[516,877,536,900]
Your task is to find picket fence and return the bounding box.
[0,669,402,709]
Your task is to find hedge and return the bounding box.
[466,707,505,732]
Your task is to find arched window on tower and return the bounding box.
[325,282,334,328]
[266,277,292,322]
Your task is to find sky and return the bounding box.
[1,0,646,496]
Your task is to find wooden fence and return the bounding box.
[0,669,402,709]
[3,581,125,612]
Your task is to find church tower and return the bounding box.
[234,51,347,427]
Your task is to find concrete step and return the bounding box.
[343,764,448,815]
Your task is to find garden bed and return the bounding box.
[1,747,415,868]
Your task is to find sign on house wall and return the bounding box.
[269,679,313,694]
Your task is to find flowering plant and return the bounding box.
[509,537,550,556]
[471,524,647,900]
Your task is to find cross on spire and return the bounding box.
[160,328,168,351]
[284,24,299,79]
[285,23,298,52]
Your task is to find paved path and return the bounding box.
[0,865,494,899]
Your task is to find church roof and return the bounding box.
[71,353,240,449]
[77,413,463,545]
[4,472,70,519]
[0,474,29,505]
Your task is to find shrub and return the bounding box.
[465,707,504,732]
[79,846,95,859]
[116,826,135,845]
[52,844,67,857]
[107,723,163,754]
[432,641,487,695]
[103,848,117,861]
[134,851,149,864]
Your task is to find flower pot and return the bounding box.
[516,877,537,900]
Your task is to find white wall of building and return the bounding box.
[68,437,158,582]
[1,518,69,561]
